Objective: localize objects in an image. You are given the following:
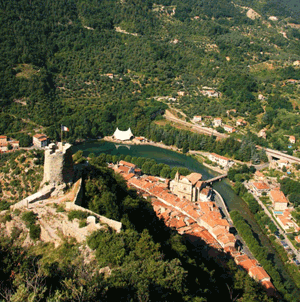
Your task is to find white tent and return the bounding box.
[113,127,134,141]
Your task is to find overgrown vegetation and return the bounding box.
[231,210,299,301]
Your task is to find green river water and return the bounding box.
[72,140,296,289]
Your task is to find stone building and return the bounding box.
[169,171,204,202]
[270,189,288,212]
[42,142,74,186]
[33,133,49,148]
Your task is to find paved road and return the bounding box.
[244,182,300,261]
[165,113,300,164]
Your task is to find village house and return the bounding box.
[199,187,213,202]
[223,125,236,133]
[258,94,266,101]
[293,60,300,66]
[254,170,265,181]
[286,79,299,84]
[236,119,247,127]
[0,135,19,152]
[169,171,204,202]
[200,90,220,98]
[270,189,288,212]
[213,117,222,127]
[0,136,8,152]
[133,136,147,143]
[226,109,236,116]
[33,133,49,148]
[258,128,267,139]
[177,91,186,96]
[289,136,296,144]
[208,153,234,169]
[251,182,270,196]
[277,159,290,169]
[276,209,300,231]
[192,116,202,122]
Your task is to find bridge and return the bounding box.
[115,144,131,150]
[205,174,227,184]
[165,112,300,164]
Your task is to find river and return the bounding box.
[72,140,297,289]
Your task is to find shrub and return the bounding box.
[3,214,12,222]
[56,205,65,212]
[21,211,37,227]
[68,210,89,221]
[13,209,21,216]
[29,224,41,240]
[0,201,11,211]
[79,220,87,228]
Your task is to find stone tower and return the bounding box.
[42,142,74,186]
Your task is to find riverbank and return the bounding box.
[103,136,229,176]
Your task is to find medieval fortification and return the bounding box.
[42,142,74,186]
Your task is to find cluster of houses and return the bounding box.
[208,153,235,170]
[111,160,275,293]
[0,133,50,153]
[248,171,300,232]
[0,136,19,152]
[192,115,248,134]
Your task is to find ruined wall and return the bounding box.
[65,202,122,233]
[42,142,74,185]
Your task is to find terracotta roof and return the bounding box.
[254,171,264,177]
[261,280,275,290]
[123,173,135,181]
[235,254,250,264]
[186,172,202,185]
[239,259,258,272]
[249,266,270,281]
[117,166,131,174]
[0,136,7,139]
[119,160,136,168]
[252,182,270,190]
[270,190,288,204]
[210,153,230,161]
[33,133,47,139]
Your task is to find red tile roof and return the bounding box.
[252,182,270,190]
[186,173,203,185]
[270,190,288,203]
[249,266,270,281]
[119,160,136,168]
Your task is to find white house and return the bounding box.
[213,118,222,127]
[33,134,49,148]
[270,190,288,212]
[223,125,236,133]
[209,153,234,168]
[192,116,202,122]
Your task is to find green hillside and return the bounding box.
[1,0,300,150]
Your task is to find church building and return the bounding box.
[169,172,205,202]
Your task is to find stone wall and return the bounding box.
[42,142,74,186]
[65,202,122,233]
[12,185,55,210]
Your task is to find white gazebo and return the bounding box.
[113,127,134,141]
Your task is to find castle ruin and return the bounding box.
[42,142,74,186]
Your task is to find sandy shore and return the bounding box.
[103,136,181,152]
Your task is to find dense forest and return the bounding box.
[1,0,300,152]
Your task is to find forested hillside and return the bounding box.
[2,0,300,151]
[0,154,280,301]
